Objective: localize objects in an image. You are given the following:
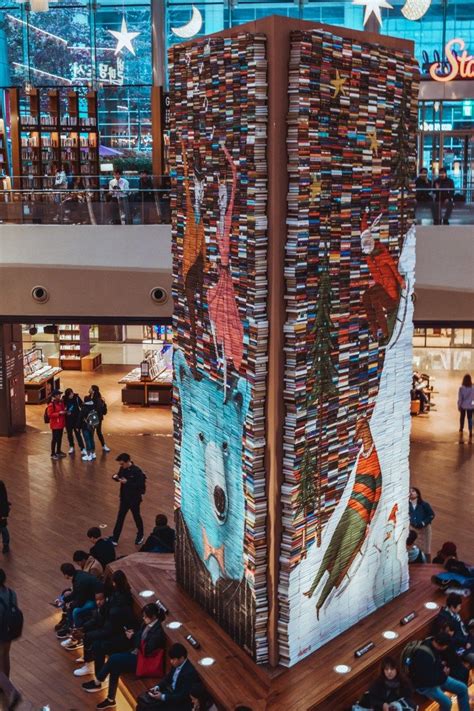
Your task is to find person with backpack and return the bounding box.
[111,453,146,546]
[89,385,110,453]
[47,389,67,460]
[404,632,470,710]
[0,482,11,554]
[0,569,22,678]
[79,396,99,462]
[63,388,86,456]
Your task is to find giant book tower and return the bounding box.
[169,16,419,667]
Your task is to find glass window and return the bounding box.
[94,6,152,85]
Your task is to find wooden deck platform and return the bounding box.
[110,556,468,711]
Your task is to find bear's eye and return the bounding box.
[222,442,228,452]
[198,432,205,442]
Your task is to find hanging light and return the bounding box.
[30,0,49,12]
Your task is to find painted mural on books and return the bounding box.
[169,33,269,662]
[280,28,419,666]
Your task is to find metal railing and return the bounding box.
[0,188,171,225]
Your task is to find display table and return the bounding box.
[24,347,62,404]
[120,369,172,406]
[48,351,101,372]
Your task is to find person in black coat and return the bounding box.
[140,514,175,554]
[58,563,102,633]
[87,527,116,568]
[432,620,472,685]
[89,385,110,453]
[111,453,146,546]
[409,486,435,561]
[137,643,199,711]
[82,603,166,707]
[434,593,474,651]
[0,482,11,554]
[366,656,415,711]
[63,388,85,455]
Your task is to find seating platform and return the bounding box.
[108,556,471,711]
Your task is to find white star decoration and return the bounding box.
[352,0,393,26]
[108,17,140,56]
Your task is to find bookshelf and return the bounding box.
[58,324,90,370]
[9,87,99,189]
[0,117,10,178]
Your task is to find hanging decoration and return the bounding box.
[107,16,140,56]
[352,0,393,26]
[401,0,432,21]
[171,5,203,39]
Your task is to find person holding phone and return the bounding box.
[47,390,67,460]
[136,643,199,710]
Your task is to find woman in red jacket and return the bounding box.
[47,389,66,460]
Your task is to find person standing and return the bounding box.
[408,486,435,563]
[0,569,19,678]
[0,483,10,555]
[108,169,130,225]
[415,167,432,203]
[431,166,455,225]
[63,388,86,456]
[111,454,146,546]
[47,390,66,460]
[79,396,98,462]
[89,385,110,453]
[409,487,435,562]
[458,373,473,441]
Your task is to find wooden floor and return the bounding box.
[0,364,471,708]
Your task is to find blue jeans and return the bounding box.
[70,600,95,628]
[418,675,470,711]
[82,428,95,452]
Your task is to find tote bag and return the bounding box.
[136,640,165,678]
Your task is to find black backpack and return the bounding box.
[400,639,433,678]
[0,590,24,641]
[44,406,50,424]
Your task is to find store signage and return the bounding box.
[70,57,125,85]
[430,38,474,82]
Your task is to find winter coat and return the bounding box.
[47,400,66,430]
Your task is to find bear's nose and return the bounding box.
[214,486,226,520]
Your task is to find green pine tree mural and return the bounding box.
[296,252,338,555]
[392,89,412,248]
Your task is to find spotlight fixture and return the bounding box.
[43,324,58,335]
[29,325,38,336]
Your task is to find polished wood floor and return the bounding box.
[0,364,471,708]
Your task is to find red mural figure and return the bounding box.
[361,213,406,340]
[208,144,244,390]
[304,417,381,618]
[182,141,206,373]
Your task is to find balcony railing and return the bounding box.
[415,187,474,226]
[0,188,171,225]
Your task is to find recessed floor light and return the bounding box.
[334,664,351,674]
[167,621,182,629]
[139,590,154,598]
[425,601,439,610]
[199,657,215,666]
[382,630,399,640]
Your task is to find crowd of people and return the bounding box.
[415,166,456,225]
[355,591,474,711]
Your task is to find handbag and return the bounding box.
[136,640,165,678]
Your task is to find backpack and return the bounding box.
[0,590,24,641]
[44,406,50,424]
[98,398,108,417]
[400,640,433,678]
[86,409,100,430]
[138,470,147,496]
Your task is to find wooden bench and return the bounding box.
[107,557,471,711]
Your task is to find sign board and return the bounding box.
[430,39,474,82]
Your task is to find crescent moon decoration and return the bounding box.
[401,0,431,20]
[171,5,203,39]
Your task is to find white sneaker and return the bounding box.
[103,445,111,453]
[75,656,85,663]
[81,449,87,456]
[91,452,97,460]
[60,637,73,647]
[82,454,92,461]
[68,447,75,455]
[74,663,93,677]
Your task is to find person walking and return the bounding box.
[458,373,473,442]
[111,454,146,546]
[63,388,86,456]
[0,482,11,555]
[0,569,19,678]
[47,390,66,460]
[409,487,435,562]
[89,385,110,453]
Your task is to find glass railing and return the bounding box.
[415,187,474,226]
[0,188,171,225]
